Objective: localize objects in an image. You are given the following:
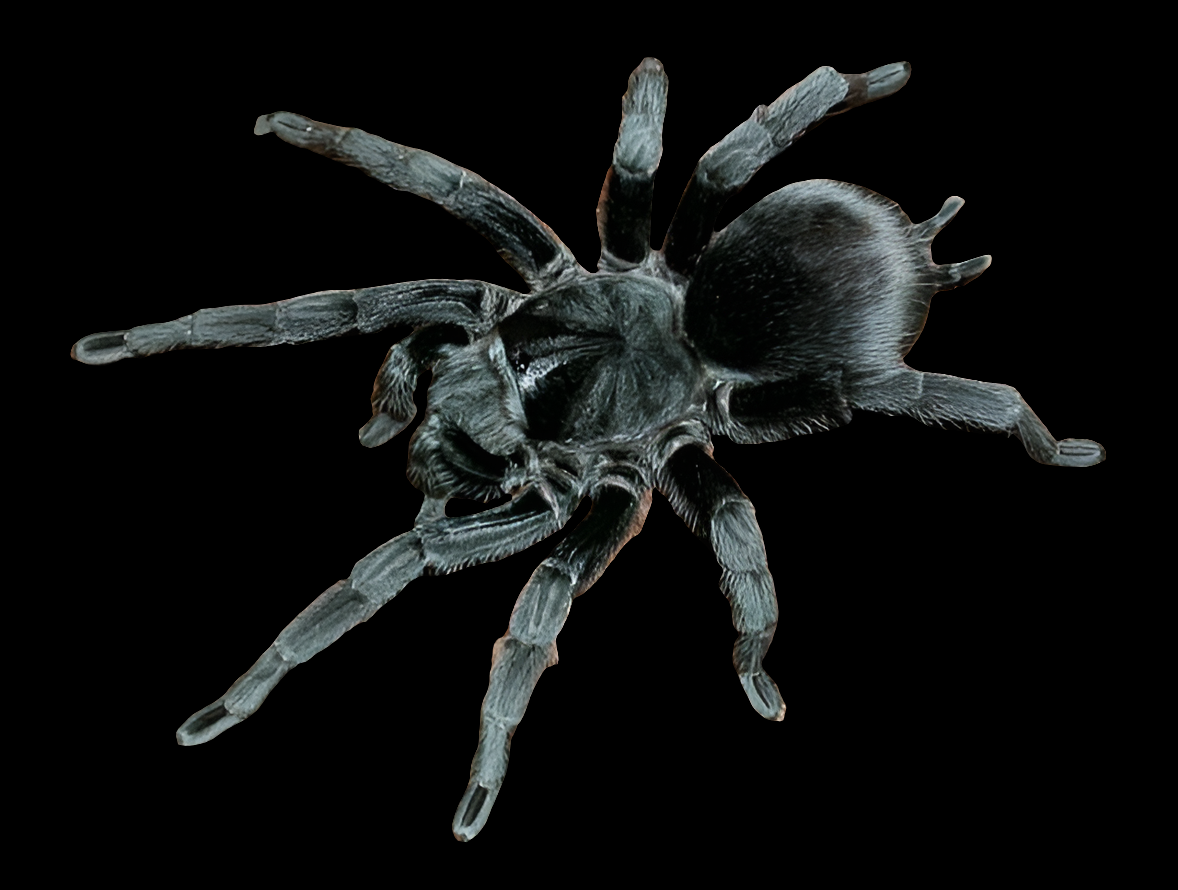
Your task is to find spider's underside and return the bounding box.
[71,59,1105,841]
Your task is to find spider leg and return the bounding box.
[662,61,910,274]
[175,481,579,746]
[360,324,468,448]
[656,445,785,721]
[452,477,651,841]
[709,372,853,445]
[71,279,521,365]
[596,57,669,270]
[255,112,579,289]
[849,367,1106,466]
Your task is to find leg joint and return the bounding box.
[508,564,574,645]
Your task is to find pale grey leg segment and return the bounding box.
[452,480,651,841]
[177,484,578,747]
[851,367,1106,466]
[713,500,784,720]
[255,112,578,289]
[596,57,669,270]
[72,280,520,366]
[663,62,910,273]
[656,445,786,721]
[176,569,411,746]
[825,61,912,115]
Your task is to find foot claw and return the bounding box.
[452,781,501,841]
[72,331,130,365]
[1053,438,1106,467]
[255,112,345,152]
[865,61,912,101]
[176,699,242,745]
[831,62,911,115]
[741,671,786,721]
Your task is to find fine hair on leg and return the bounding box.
[255,112,579,289]
[597,57,669,270]
[452,475,651,841]
[662,62,910,274]
[656,445,785,720]
[849,367,1106,466]
[71,279,522,366]
[176,484,579,746]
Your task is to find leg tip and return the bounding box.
[865,61,912,100]
[72,331,130,365]
[176,700,242,745]
[741,672,786,721]
[1052,438,1106,467]
[254,112,342,151]
[452,781,500,841]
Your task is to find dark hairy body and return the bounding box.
[70,58,1104,840]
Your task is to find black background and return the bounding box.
[45,16,1131,879]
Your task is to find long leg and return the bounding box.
[850,367,1106,466]
[656,445,786,721]
[662,62,910,274]
[452,476,651,841]
[176,481,580,746]
[255,112,579,289]
[596,57,669,270]
[71,279,521,365]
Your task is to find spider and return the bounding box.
[71,58,1105,841]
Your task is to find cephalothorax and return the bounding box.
[71,59,1104,840]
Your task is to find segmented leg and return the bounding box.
[452,477,651,841]
[359,325,468,448]
[709,372,853,445]
[255,112,579,289]
[656,445,786,721]
[662,62,910,274]
[596,57,669,270]
[71,279,521,366]
[850,367,1106,466]
[176,482,580,746]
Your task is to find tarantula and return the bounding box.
[71,58,1105,841]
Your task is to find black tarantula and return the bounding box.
[71,58,1105,841]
